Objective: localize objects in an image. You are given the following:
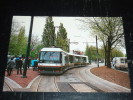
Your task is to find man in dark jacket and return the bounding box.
[7,57,16,76]
[27,57,31,68]
[16,57,23,75]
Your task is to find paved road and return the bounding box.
[29,67,97,92]
[3,64,131,92]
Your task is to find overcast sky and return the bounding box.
[12,16,126,54]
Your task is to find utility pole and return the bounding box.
[89,47,91,64]
[53,27,55,46]
[68,39,70,52]
[96,36,99,67]
[22,16,34,78]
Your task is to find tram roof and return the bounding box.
[40,47,88,57]
[40,47,63,52]
[67,53,88,57]
[113,57,127,59]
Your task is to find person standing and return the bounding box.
[7,57,16,76]
[16,57,23,75]
[27,57,31,68]
[15,56,19,69]
[32,59,38,71]
[33,61,38,71]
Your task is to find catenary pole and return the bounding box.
[22,16,34,78]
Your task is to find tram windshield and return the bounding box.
[120,58,127,64]
[39,51,61,63]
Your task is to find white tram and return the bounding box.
[38,47,89,74]
[111,57,128,70]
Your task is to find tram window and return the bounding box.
[120,58,127,63]
[69,55,74,63]
[75,56,80,63]
[65,55,69,64]
[80,57,82,62]
[120,59,125,63]
[39,51,61,63]
[83,57,86,62]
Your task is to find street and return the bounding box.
[3,64,130,92]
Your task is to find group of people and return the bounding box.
[6,56,38,76]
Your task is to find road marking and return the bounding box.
[70,83,97,92]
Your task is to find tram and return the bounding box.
[38,47,89,74]
[111,57,128,70]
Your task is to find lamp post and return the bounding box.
[69,40,79,53]
[22,16,34,78]
[96,36,99,67]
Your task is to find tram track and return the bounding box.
[34,75,60,92]
[55,67,98,92]
[68,67,98,92]
[74,66,99,92]
[75,67,88,82]
[36,76,43,92]
[3,82,13,91]
[54,76,60,92]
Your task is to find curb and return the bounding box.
[5,77,22,89]
[26,75,40,88]
[87,65,131,92]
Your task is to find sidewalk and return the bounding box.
[5,67,39,88]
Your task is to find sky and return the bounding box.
[12,16,126,54]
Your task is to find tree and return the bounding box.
[111,48,124,60]
[42,16,55,47]
[98,47,105,61]
[17,26,27,56]
[8,20,20,55]
[11,20,20,34]
[85,45,98,62]
[8,34,18,55]
[8,20,27,56]
[30,35,43,58]
[56,23,69,52]
[79,17,124,68]
[30,43,45,59]
[31,35,40,48]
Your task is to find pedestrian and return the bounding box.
[13,56,16,62]
[27,57,31,68]
[32,59,38,71]
[21,57,25,69]
[15,56,19,69]
[16,57,23,75]
[33,61,38,71]
[7,57,16,76]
